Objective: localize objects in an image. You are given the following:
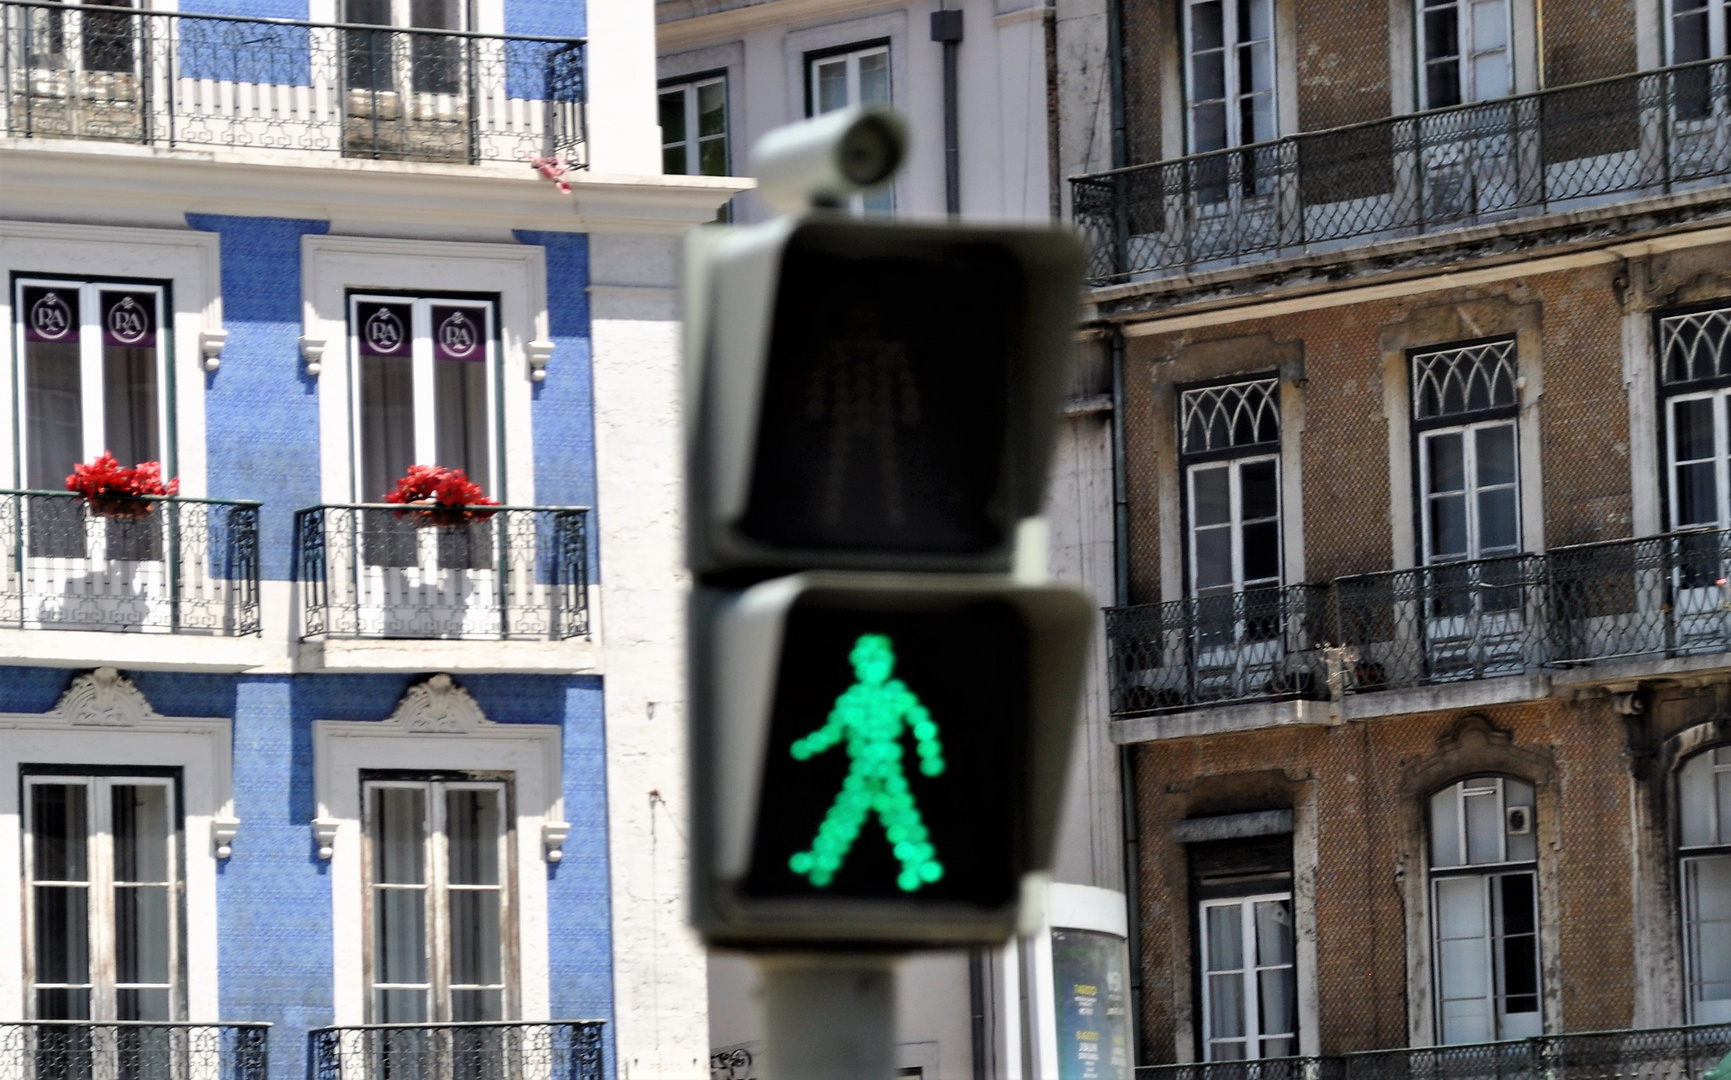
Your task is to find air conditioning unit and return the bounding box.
[1506,805,1532,835]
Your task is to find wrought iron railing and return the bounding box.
[1547,528,1731,665]
[0,490,259,636]
[1134,1022,1731,1080]
[311,1022,605,1080]
[1,0,586,165]
[0,1020,270,1080]
[1074,55,1731,281]
[1103,584,1330,715]
[296,504,589,641]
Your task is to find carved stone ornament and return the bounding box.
[385,674,490,734]
[50,667,159,727]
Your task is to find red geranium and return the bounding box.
[66,452,178,519]
[385,465,498,527]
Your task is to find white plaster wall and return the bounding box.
[590,1,666,175]
[659,0,1052,223]
[1053,0,1115,217]
[588,232,710,1079]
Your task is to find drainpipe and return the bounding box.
[1109,325,1143,1062]
[970,948,989,1080]
[1106,0,1128,168]
[932,6,964,215]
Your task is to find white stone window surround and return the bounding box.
[659,41,746,175]
[301,235,549,507]
[0,668,235,1023]
[301,0,509,34]
[312,675,567,1025]
[780,12,908,202]
[0,222,218,498]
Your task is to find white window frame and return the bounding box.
[363,775,514,1024]
[1664,387,1731,530]
[1179,378,1284,598]
[806,42,894,213]
[23,773,181,1023]
[1676,748,1731,1023]
[659,74,729,177]
[1417,419,1521,564]
[1185,455,1283,597]
[1416,0,1514,108]
[13,277,171,486]
[1182,0,1279,153]
[1197,892,1297,1062]
[339,0,470,29]
[347,293,500,502]
[1668,0,1730,63]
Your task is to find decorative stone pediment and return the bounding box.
[382,674,492,734]
[49,667,159,727]
[1401,713,1556,797]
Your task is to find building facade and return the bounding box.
[1065,0,1731,1071]
[0,3,738,1079]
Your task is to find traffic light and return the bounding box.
[685,107,1092,949]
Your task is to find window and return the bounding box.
[1659,306,1731,530]
[1184,0,1276,155]
[807,43,892,213]
[1199,895,1296,1060]
[1179,378,1281,599]
[25,774,180,1022]
[1429,776,1540,1043]
[1412,340,1520,565]
[16,278,168,489]
[343,0,466,96]
[26,1,141,77]
[1672,0,1731,64]
[1417,0,1512,108]
[365,776,512,1023]
[351,295,496,504]
[660,75,729,177]
[1678,748,1731,1023]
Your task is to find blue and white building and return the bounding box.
[0,3,740,1079]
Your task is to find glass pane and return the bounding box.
[1717,768,1731,851]
[1192,49,1226,102]
[26,340,84,491]
[447,788,501,886]
[372,787,426,885]
[1254,900,1294,965]
[1497,875,1539,1012]
[361,354,416,503]
[1240,459,1278,520]
[32,783,88,882]
[449,890,502,986]
[1476,425,1515,486]
[1427,58,1463,108]
[1193,466,1230,526]
[1424,7,1460,61]
[1258,967,1295,1035]
[117,988,171,1022]
[815,58,848,113]
[1242,520,1280,584]
[376,889,428,984]
[1191,1,1224,52]
[1676,5,1710,63]
[1245,0,1273,42]
[1472,49,1510,100]
[1192,101,1228,154]
[102,292,159,467]
[1683,753,1717,848]
[1465,787,1501,864]
[375,988,427,1024]
[1497,872,1535,936]
[112,785,169,883]
[36,988,91,1022]
[410,0,460,29]
[1477,489,1518,553]
[34,886,89,986]
[858,51,890,106]
[115,885,170,984]
[1430,494,1468,559]
[1677,398,1719,460]
[1194,527,1232,591]
[698,81,726,136]
[1471,0,1507,50]
[1436,875,1487,940]
[1208,972,1246,1038]
[1679,461,1721,527]
[1432,785,1462,868]
[433,326,490,490]
[663,146,687,175]
[1690,857,1731,1001]
[1210,1040,1247,1061]
[451,988,504,1023]
[699,136,728,177]
[1205,905,1242,970]
[1427,432,1466,493]
[658,89,686,148]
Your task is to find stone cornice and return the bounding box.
[0,139,750,236]
[658,0,903,50]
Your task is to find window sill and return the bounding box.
[297,637,601,675]
[0,628,275,672]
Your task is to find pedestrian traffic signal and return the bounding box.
[684,107,1093,949]
[690,574,1092,946]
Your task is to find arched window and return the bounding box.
[1678,748,1731,1022]
[1429,776,1540,1043]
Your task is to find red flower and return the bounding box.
[386,465,497,527]
[66,452,179,500]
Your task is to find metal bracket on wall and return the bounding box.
[312,818,341,860]
[542,820,571,862]
[212,816,239,859]
[528,339,554,382]
[300,336,327,377]
[199,329,228,371]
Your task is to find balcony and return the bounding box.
[0,490,259,636]
[1107,528,1731,721]
[296,504,590,643]
[1,1,585,166]
[1073,56,1731,282]
[1135,1022,1731,1080]
[311,1022,605,1080]
[0,1020,270,1080]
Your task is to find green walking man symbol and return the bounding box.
[787,633,947,893]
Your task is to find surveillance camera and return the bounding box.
[750,107,909,214]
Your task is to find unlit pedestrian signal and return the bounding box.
[684,105,1093,949]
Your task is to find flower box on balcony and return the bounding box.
[66,453,178,520]
[385,465,499,529]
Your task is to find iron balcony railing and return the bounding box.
[0,1020,270,1080]
[1104,584,1330,716]
[1134,1021,1731,1080]
[311,1022,605,1080]
[0,490,260,636]
[1106,526,1731,715]
[1,0,585,165]
[296,504,590,642]
[1073,55,1731,281]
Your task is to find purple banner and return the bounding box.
[101,291,156,348]
[22,286,78,344]
[357,302,412,358]
[432,306,485,362]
